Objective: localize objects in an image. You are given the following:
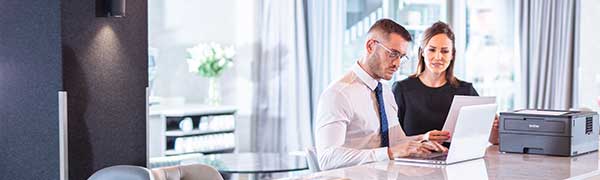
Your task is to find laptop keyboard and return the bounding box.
[422,153,448,160]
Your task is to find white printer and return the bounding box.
[499,110,599,156]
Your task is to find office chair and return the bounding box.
[305,147,321,172]
[152,164,224,180]
[88,165,153,180]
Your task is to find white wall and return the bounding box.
[149,0,236,103]
[149,0,257,152]
[577,0,600,111]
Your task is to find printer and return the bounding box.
[499,109,599,156]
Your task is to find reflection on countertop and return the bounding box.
[284,146,600,180]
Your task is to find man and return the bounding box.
[315,19,450,170]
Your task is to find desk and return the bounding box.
[285,146,600,180]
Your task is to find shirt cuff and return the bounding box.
[374,147,390,161]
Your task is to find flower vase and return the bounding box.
[206,77,221,105]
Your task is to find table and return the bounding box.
[284,146,600,180]
[188,152,308,174]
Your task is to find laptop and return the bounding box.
[394,103,497,165]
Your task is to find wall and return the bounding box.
[149,0,257,152]
[0,0,147,179]
[61,0,148,179]
[148,0,237,103]
[0,0,62,179]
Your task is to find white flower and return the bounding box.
[185,42,236,77]
[186,58,200,73]
[213,46,224,60]
[223,46,235,59]
[218,57,227,67]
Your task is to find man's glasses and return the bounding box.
[374,40,409,64]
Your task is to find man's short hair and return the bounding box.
[368,19,412,42]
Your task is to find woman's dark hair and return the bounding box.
[411,21,459,87]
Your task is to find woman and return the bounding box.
[392,21,499,144]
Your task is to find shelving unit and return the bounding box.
[164,129,235,137]
[163,147,235,156]
[148,104,237,158]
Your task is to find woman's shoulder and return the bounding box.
[454,78,479,95]
[456,79,474,88]
[392,76,419,91]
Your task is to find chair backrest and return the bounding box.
[88,165,153,180]
[152,164,223,180]
[305,147,321,172]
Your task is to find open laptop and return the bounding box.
[394,103,497,165]
[442,96,496,137]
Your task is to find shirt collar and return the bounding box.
[352,62,380,91]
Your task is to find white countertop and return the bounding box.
[285,146,600,180]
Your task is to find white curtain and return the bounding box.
[251,0,312,153]
[306,0,345,143]
[519,0,579,110]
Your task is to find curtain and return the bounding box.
[305,0,345,144]
[251,0,312,153]
[519,0,579,110]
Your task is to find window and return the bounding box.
[577,0,600,111]
[343,0,448,84]
[343,0,384,71]
[390,0,448,82]
[340,0,518,111]
[464,0,518,111]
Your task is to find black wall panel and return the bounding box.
[61,0,148,179]
[0,0,148,179]
[0,0,63,179]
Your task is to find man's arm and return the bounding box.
[316,121,390,170]
[315,89,389,170]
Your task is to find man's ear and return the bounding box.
[366,39,375,54]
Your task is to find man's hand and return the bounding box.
[387,140,448,159]
[425,130,451,143]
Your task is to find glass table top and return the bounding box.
[181,152,308,174]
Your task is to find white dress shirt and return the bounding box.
[315,63,419,170]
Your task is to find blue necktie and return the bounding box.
[375,82,389,147]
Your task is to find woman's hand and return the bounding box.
[493,114,499,130]
[424,130,451,143]
[489,114,500,145]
